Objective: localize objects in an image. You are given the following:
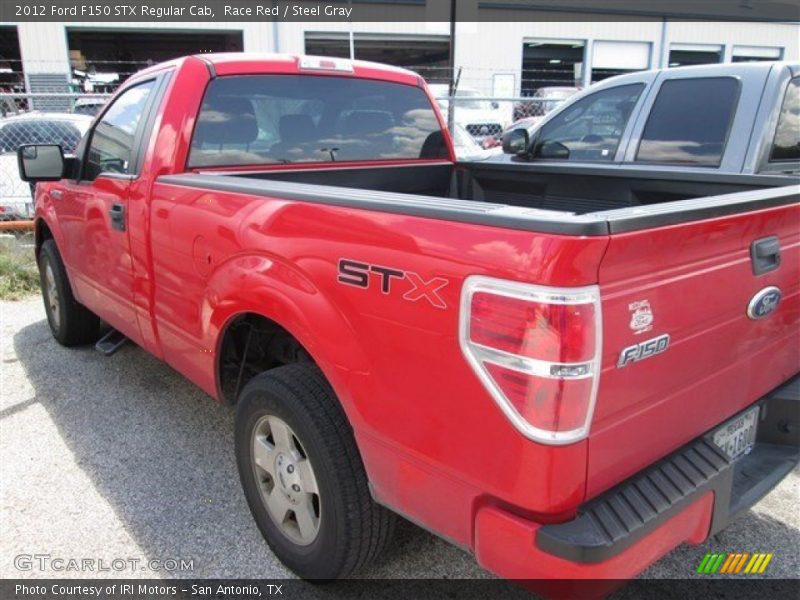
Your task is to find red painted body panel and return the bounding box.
[591,204,800,497]
[474,493,713,580]
[146,182,607,528]
[32,54,799,581]
[53,175,143,344]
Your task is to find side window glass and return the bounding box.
[770,78,800,162]
[636,77,740,166]
[84,80,155,181]
[533,84,644,162]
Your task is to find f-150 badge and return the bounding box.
[618,334,670,368]
[628,299,654,334]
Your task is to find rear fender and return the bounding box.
[205,252,371,428]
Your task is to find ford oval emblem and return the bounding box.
[747,286,782,320]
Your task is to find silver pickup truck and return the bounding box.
[501,61,799,179]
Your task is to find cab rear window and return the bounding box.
[188,75,448,167]
[636,77,740,167]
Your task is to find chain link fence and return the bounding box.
[0,92,105,221]
[434,93,575,151]
[418,64,581,149]
[0,91,111,118]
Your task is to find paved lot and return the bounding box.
[1,297,798,586]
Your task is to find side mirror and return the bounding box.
[18,144,65,182]
[502,128,529,156]
[490,101,500,110]
[538,140,570,160]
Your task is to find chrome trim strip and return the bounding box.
[471,344,594,380]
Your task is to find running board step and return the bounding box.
[95,329,128,356]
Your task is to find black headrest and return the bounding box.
[194,96,258,145]
[420,131,448,159]
[279,114,316,145]
[342,111,394,136]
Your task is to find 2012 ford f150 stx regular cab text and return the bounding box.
[18,54,800,583]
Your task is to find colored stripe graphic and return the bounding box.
[711,554,725,573]
[720,553,737,574]
[696,553,712,573]
[735,553,749,573]
[751,554,767,573]
[701,553,718,573]
[697,552,773,574]
[759,554,773,573]
[744,554,760,573]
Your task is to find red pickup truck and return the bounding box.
[18,54,800,583]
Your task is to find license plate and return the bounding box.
[713,406,759,461]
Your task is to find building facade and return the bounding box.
[1,15,798,99]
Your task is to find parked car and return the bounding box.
[501,63,800,175]
[19,54,799,586]
[451,123,502,160]
[486,115,542,150]
[0,112,91,219]
[72,97,107,116]
[512,85,580,122]
[482,87,582,149]
[428,83,508,145]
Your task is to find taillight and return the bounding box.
[460,276,602,444]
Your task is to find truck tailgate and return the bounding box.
[588,202,800,498]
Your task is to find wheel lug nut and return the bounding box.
[292,484,301,492]
[287,465,294,473]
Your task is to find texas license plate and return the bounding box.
[713,406,759,461]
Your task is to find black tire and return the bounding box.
[38,239,101,346]
[235,363,396,580]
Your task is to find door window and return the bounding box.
[635,77,739,166]
[84,80,155,180]
[770,77,799,162]
[532,83,644,162]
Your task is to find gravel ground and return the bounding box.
[1,297,798,587]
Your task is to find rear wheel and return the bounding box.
[251,413,321,546]
[38,239,100,346]
[235,363,395,580]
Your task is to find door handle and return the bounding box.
[751,236,780,275]
[109,203,126,232]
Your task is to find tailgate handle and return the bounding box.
[751,236,780,275]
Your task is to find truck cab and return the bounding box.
[502,61,800,176]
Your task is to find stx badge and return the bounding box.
[337,259,448,309]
